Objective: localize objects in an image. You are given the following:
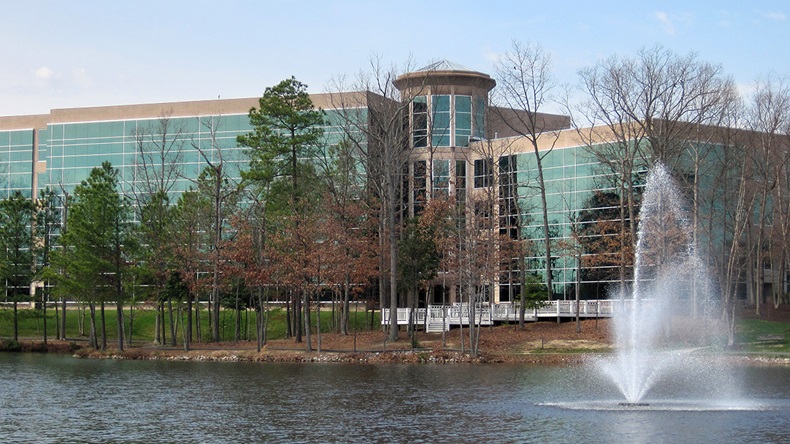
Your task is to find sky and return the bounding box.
[1,0,788,117]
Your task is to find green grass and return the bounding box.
[0,305,381,345]
[736,319,790,353]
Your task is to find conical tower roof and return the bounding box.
[394,59,495,92]
[416,60,477,73]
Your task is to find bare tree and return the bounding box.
[189,115,240,342]
[719,136,755,346]
[328,56,423,342]
[314,138,379,335]
[129,112,185,345]
[130,112,185,198]
[493,40,564,299]
[744,77,790,313]
[574,45,735,298]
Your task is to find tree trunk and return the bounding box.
[303,290,312,352]
[116,301,125,351]
[387,174,399,342]
[294,291,302,343]
[168,298,176,346]
[316,297,322,353]
[285,293,292,338]
[195,298,202,343]
[12,298,18,342]
[160,301,167,345]
[341,276,351,336]
[256,288,265,352]
[41,288,47,346]
[575,254,581,333]
[100,301,107,351]
[154,304,161,345]
[184,289,192,352]
[532,147,553,300]
[61,297,67,340]
[54,296,60,341]
[88,302,97,350]
[235,286,241,342]
[78,304,84,337]
[127,304,134,347]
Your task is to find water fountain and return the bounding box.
[592,164,736,409]
[541,165,788,415]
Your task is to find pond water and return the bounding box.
[1,353,789,443]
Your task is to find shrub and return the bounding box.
[0,339,22,352]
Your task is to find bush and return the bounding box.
[0,339,22,352]
[23,342,49,353]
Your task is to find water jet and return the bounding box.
[594,164,732,406]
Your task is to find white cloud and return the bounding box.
[736,82,757,100]
[655,11,675,35]
[33,66,56,80]
[483,50,503,64]
[763,11,786,21]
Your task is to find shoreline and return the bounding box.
[2,338,789,366]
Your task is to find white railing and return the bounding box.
[382,299,616,329]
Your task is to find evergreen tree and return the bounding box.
[238,77,326,348]
[61,162,135,350]
[0,191,35,342]
[34,188,61,344]
[169,187,213,348]
[238,76,325,197]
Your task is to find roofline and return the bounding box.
[0,92,370,129]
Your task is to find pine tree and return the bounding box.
[0,191,35,342]
[61,162,135,350]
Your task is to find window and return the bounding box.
[456,160,467,220]
[499,155,519,239]
[412,96,427,148]
[455,95,472,147]
[474,158,492,188]
[433,159,450,195]
[432,95,451,147]
[413,160,426,214]
[455,160,466,193]
[474,96,486,139]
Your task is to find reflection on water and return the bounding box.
[0,354,788,443]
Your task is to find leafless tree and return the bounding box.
[129,112,185,345]
[720,137,754,346]
[493,40,564,299]
[130,112,185,199]
[327,56,423,342]
[574,45,735,298]
[744,77,790,313]
[189,115,240,342]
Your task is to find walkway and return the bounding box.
[382,300,616,332]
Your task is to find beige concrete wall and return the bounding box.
[0,91,367,130]
[0,114,49,130]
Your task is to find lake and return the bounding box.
[1,353,789,443]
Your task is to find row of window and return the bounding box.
[412,95,486,148]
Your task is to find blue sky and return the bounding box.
[1,0,787,116]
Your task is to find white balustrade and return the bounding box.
[383,299,616,328]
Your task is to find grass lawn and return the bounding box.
[736,318,790,353]
[3,304,788,355]
[0,304,381,345]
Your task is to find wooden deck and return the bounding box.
[382,300,616,332]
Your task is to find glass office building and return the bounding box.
[0,61,691,302]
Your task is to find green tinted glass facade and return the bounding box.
[0,106,352,216]
[45,114,251,200]
[455,95,472,147]
[0,129,35,198]
[431,95,451,147]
